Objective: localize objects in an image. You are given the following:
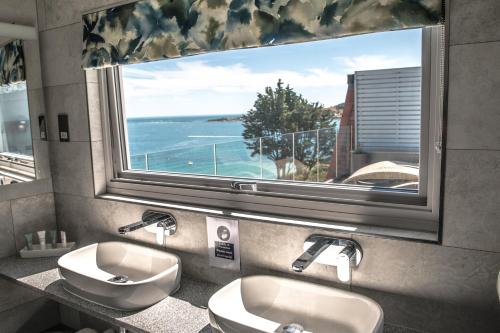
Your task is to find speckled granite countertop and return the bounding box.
[0,256,220,333]
[0,256,423,333]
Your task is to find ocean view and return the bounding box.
[120,29,422,183]
[126,115,338,179]
[127,115,277,178]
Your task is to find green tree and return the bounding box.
[242,80,337,180]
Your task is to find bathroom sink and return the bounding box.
[208,275,383,333]
[58,242,181,311]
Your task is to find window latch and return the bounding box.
[231,181,257,192]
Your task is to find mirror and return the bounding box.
[0,82,34,185]
[0,23,49,188]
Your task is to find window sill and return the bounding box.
[96,193,439,243]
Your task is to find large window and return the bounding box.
[102,27,444,240]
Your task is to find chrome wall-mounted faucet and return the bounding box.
[292,235,362,282]
[118,211,177,240]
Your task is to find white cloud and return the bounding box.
[121,54,418,117]
[335,55,419,72]
[122,61,346,98]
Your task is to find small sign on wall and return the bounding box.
[207,216,240,271]
[58,114,70,142]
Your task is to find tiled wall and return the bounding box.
[33,0,500,332]
[0,0,56,258]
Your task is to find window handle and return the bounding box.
[231,181,257,191]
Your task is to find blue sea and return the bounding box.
[127,115,278,178]
[127,115,338,179]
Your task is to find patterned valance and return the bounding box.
[82,0,444,69]
[0,40,25,86]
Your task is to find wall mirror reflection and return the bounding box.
[0,27,46,187]
[0,81,34,185]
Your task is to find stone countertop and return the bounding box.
[0,256,220,333]
[0,256,424,333]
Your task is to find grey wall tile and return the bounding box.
[87,82,103,142]
[27,89,52,183]
[351,234,500,310]
[10,193,57,251]
[44,84,90,142]
[24,40,44,91]
[32,139,52,181]
[0,0,37,26]
[351,234,427,295]
[43,0,82,30]
[50,141,94,197]
[36,0,47,31]
[0,179,53,203]
[418,244,500,308]
[39,23,85,87]
[27,88,47,142]
[0,202,16,258]
[54,194,95,244]
[42,0,131,31]
[354,287,500,333]
[450,0,500,45]
[442,149,500,252]
[447,42,500,150]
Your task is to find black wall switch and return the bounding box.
[38,115,47,141]
[58,114,70,142]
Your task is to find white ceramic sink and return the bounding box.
[58,242,181,311]
[208,276,383,333]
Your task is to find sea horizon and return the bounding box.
[126,114,338,178]
[127,114,244,121]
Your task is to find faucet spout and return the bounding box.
[118,221,145,235]
[118,211,177,238]
[292,237,333,272]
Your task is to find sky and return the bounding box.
[122,28,422,118]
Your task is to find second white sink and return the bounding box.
[58,242,181,311]
[209,275,383,333]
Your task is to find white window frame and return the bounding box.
[97,27,445,241]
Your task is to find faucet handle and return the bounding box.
[337,243,357,262]
[157,217,177,236]
[336,243,357,282]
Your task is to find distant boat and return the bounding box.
[188,161,193,166]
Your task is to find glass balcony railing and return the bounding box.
[129,127,338,182]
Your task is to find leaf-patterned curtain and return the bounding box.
[82,0,444,70]
[0,40,26,86]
